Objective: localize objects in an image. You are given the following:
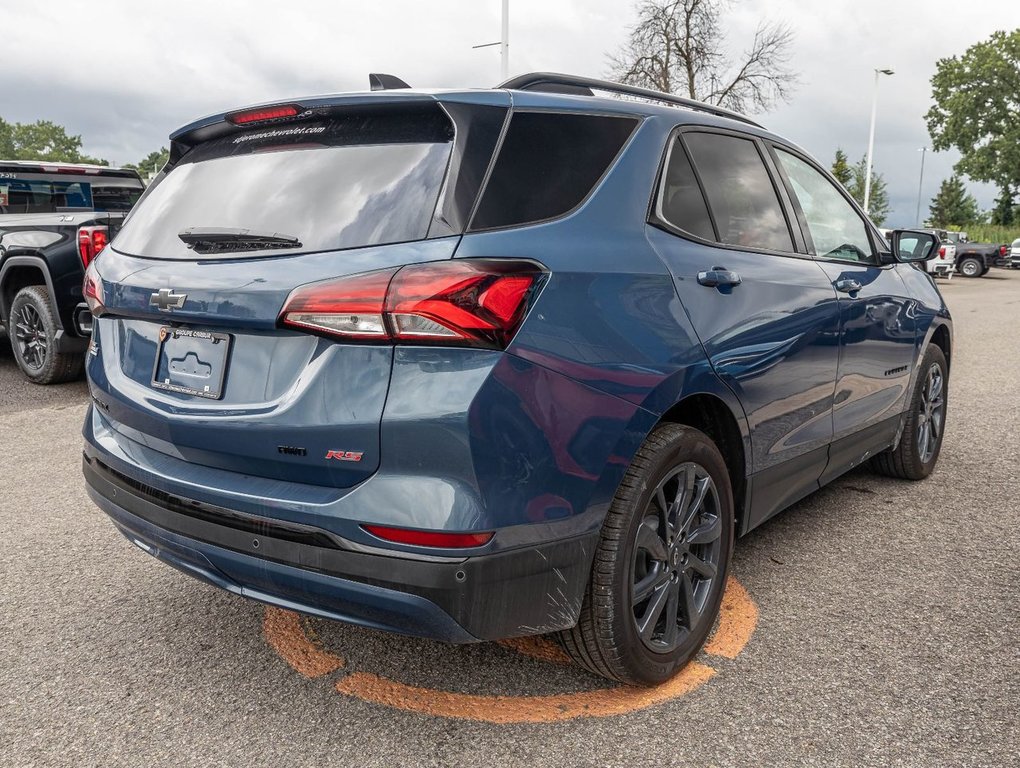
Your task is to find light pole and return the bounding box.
[863,68,894,215]
[915,147,927,226]
[472,0,510,81]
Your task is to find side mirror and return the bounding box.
[889,229,940,263]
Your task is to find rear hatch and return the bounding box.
[87,96,509,488]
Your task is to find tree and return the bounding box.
[124,147,169,177]
[926,30,1020,223]
[989,188,1016,226]
[0,117,106,165]
[830,149,890,226]
[928,176,981,227]
[830,148,852,187]
[609,0,797,114]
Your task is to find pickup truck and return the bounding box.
[0,161,145,383]
[945,231,1010,277]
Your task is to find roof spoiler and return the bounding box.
[369,73,411,91]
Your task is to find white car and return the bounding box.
[1010,238,1020,269]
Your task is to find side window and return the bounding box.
[774,149,874,263]
[683,132,794,253]
[469,112,638,231]
[656,139,716,241]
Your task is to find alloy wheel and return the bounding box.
[631,462,722,653]
[917,362,945,464]
[13,303,48,371]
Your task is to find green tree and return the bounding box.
[124,147,169,177]
[928,176,981,226]
[926,30,1020,224]
[989,188,1016,226]
[0,117,106,164]
[830,148,852,186]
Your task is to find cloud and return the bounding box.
[1,0,1013,225]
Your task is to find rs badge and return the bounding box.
[325,450,364,462]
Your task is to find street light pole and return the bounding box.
[863,68,894,214]
[500,0,509,81]
[915,147,927,227]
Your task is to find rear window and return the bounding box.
[469,112,638,231]
[113,106,454,259]
[0,177,143,214]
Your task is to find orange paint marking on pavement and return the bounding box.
[263,606,345,678]
[334,663,716,724]
[496,635,572,665]
[263,577,758,722]
[702,576,759,659]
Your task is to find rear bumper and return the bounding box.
[83,450,597,642]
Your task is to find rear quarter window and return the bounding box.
[468,112,638,231]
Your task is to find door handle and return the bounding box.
[834,278,862,294]
[697,267,742,288]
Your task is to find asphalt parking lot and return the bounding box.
[1,270,1017,768]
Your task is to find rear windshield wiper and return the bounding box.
[178,227,302,254]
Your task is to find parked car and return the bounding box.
[1010,238,1020,268]
[945,231,1009,276]
[82,73,952,686]
[0,161,145,382]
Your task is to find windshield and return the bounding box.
[113,109,454,259]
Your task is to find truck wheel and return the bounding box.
[8,285,83,384]
[871,345,948,481]
[558,424,734,686]
[959,257,982,277]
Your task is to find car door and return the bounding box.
[769,146,918,482]
[646,128,841,528]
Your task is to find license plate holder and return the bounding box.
[151,327,231,399]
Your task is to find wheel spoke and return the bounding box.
[686,513,721,545]
[930,410,942,439]
[661,580,681,646]
[636,518,668,561]
[678,571,701,630]
[633,566,668,604]
[636,581,671,640]
[686,552,717,579]
[678,476,710,535]
[918,421,930,461]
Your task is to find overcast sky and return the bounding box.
[2,0,1017,227]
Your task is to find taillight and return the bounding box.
[939,246,946,257]
[77,226,108,268]
[362,524,494,549]
[1000,245,1008,256]
[279,260,545,349]
[82,260,106,317]
[227,105,300,125]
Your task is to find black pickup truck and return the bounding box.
[945,231,1010,277]
[0,161,145,383]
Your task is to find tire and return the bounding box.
[8,285,83,385]
[558,424,734,686]
[959,257,982,277]
[871,345,948,481]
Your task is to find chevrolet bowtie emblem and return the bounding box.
[150,288,188,312]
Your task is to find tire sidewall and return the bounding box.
[610,428,735,684]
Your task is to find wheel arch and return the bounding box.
[0,256,62,328]
[656,392,749,536]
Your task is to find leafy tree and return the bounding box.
[830,148,852,187]
[609,0,797,114]
[0,116,106,164]
[926,30,1020,224]
[928,176,981,227]
[124,147,169,177]
[830,150,890,226]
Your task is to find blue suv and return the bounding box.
[82,73,951,685]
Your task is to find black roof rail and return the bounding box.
[497,72,763,129]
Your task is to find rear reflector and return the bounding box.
[77,226,108,268]
[227,105,301,125]
[362,524,494,549]
[279,259,546,349]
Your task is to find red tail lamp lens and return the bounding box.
[228,105,300,124]
[83,262,106,316]
[362,525,494,549]
[279,260,544,348]
[77,226,108,268]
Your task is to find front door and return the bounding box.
[769,146,918,481]
[647,129,841,527]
